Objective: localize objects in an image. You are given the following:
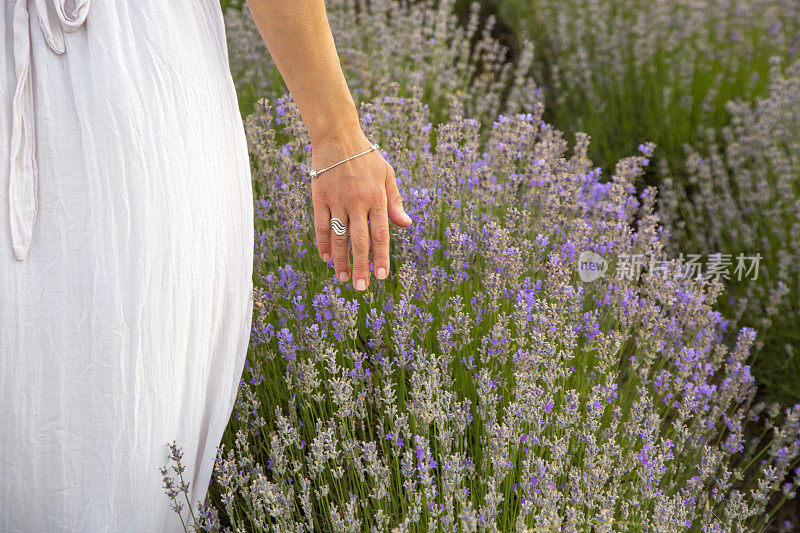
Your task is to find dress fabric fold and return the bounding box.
[0,0,255,530]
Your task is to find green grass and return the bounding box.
[490,0,788,182]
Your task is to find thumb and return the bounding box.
[385,167,412,227]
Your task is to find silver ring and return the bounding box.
[330,217,348,236]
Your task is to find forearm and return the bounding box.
[245,0,361,145]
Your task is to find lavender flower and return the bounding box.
[162,73,800,533]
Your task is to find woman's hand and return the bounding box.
[243,0,410,289]
[310,128,412,291]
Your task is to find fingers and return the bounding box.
[313,158,409,290]
[369,193,391,281]
[385,166,413,227]
[349,209,370,291]
[329,208,351,284]
[313,196,332,263]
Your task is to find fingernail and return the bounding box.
[338,271,347,282]
[323,253,330,262]
[377,267,386,279]
[356,279,366,291]
[402,212,412,224]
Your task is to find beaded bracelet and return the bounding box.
[308,142,380,179]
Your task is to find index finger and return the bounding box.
[369,193,390,280]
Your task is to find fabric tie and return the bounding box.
[10,0,90,261]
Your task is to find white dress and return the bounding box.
[0,0,254,531]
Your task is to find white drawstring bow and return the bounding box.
[9,0,90,261]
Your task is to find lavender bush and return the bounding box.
[163,87,800,531]
[496,0,800,175]
[223,0,539,132]
[658,57,800,407]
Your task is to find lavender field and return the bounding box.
[161,1,800,530]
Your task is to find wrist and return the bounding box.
[310,123,371,154]
[307,107,363,147]
[309,123,376,176]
